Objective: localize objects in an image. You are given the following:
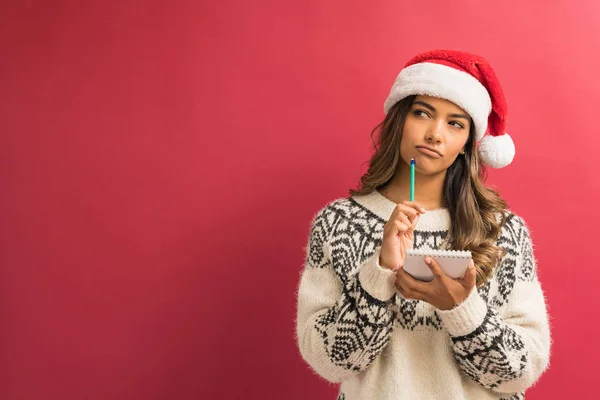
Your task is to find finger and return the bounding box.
[396,269,421,300]
[401,201,427,215]
[388,203,425,229]
[398,285,421,301]
[409,213,420,231]
[393,220,409,234]
[398,212,411,227]
[460,260,477,288]
[395,267,412,290]
[398,204,426,226]
[386,205,405,230]
[397,267,427,293]
[394,204,420,222]
[384,209,405,232]
[389,209,411,226]
[395,276,408,295]
[424,257,446,281]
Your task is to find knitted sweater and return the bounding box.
[295,190,551,400]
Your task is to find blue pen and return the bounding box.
[410,158,415,202]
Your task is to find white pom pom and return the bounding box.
[478,133,515,168]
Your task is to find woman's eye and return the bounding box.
[414,110,429,118]
[449,121,465,129]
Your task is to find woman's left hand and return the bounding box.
[395,257,477,310]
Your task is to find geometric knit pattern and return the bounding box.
[451,306,528,389]
[310,198,532,330]
[450,216,536,391]
[309,200,395,374]
[298,194,549,399]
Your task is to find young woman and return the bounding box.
[295,50,551,400]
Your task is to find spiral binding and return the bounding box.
[406,249,472,258]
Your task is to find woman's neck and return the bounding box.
[382,164,446,210]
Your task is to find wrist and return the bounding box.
[360,249,397,301]
[379,255,390,270]
[438,292,470,311]
[378,254,396,271]
[435,288,487,337]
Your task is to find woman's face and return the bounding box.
[399,95,472,175]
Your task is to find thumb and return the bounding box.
[406,213,420,244]
[461,260,477,288]
[409,213,420,232]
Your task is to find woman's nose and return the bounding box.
[425,120,444,143]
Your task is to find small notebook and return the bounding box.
[403,249,472,282]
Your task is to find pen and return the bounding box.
[410,158,415,202]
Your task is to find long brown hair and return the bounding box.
[349,96,507,286]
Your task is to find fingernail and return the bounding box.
[424,257,431,264]
[420,207,426,213]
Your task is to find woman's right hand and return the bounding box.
[379,201,426,271]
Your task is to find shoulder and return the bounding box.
[309,196,360,226]
[303,197,353,265]
[308,195,381,240]
[499,211,533,248]
[306,197,349,238]
[496,210,537,282]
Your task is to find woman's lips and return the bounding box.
[416,146,442,158]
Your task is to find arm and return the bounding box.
[436,218,551,394]
[295,209,397,383]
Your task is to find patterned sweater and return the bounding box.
[295,190,551,400]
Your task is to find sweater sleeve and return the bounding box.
[295,208,397,383]
[436,217,551,394]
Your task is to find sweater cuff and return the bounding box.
[436,287,488,337]
[358,248,397,302]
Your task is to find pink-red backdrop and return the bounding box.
[1,1,599,399]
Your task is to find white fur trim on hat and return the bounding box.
[383,62,492,142]
[478,133,515,168]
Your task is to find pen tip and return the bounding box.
[411,158,415,164]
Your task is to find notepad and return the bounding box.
[403,249,472,282]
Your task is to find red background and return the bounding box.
[1,1,599,399]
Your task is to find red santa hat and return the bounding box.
[383,50,515,168]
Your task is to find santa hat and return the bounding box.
[383,50,515,168]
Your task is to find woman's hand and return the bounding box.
[379,201,426,271]
[395,257,477,310]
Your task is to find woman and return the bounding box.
[295,50,551,400]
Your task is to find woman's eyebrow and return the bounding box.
[413,100,470,121]
[413,100,436,112]
[448,113,470,121]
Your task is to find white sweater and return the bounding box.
[295,190,551,400]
